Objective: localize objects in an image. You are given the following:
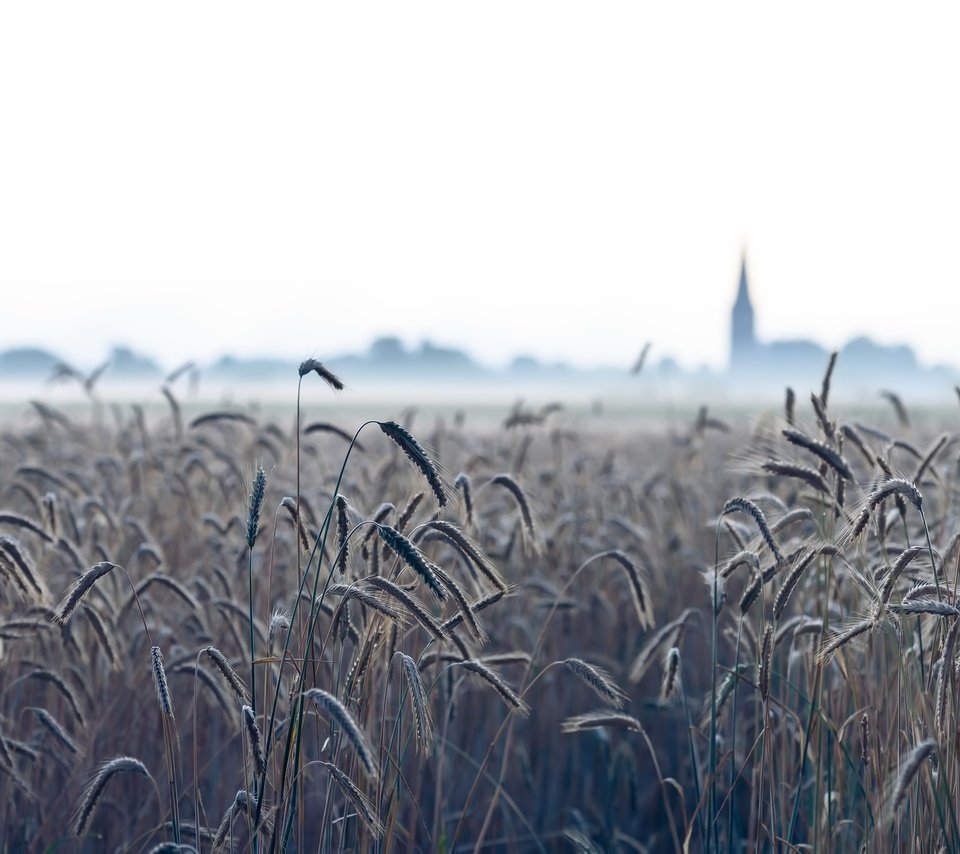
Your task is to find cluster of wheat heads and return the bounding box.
[0,365,678,852]
[2,359,959,851]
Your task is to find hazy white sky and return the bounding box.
[1,2,958,371]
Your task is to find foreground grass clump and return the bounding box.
[1,364,959,852]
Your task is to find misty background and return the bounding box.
[2,2,959,406]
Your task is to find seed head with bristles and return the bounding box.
[151,646,174,719]
[489,474,538,546]
[860,712,870,766]
[422,520,507,592]
[302,688,378,778]
[561,712,642,733]
[72,756,152,836]
[454,472,474,527]
[298,358,345,391]
[886,739,936,824]
[321,761,384,838]
[460,659,530,716]
[335,495,350,575]
[364,576,447,640]
[869,477,922,513]
[52,562,119,625]
[245,466,267,550]
[400,653,434,753]
[773,548,818,620]
[758,625,773,702]
[782,429,854,482]
[659,647,681,705]
[242,705,266,777]
[721,497,783,565]
[603,550,654,629]
[268,609,290,655]
[29,706,81,756]
[564,658,628,709]
[378,421,447,507]
[376,525,446,601]
[202,646,251,706]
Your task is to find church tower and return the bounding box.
[730,252,756,372]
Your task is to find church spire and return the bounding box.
[734,252,750,307]
[730,249,756,371]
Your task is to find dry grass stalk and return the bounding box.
[26,669,85,725]
[29,706,80,756]
[889,601,960,617]
[202,646,251,706]
[0,537,46,602]
[212,789,270,850]
[400,653,434,753]
[886,739,936,824]
[321,761,384,838]
[0,512,54,543]
[335,495,350,575]
[659,647,681,705]
[773,549,819,620]
[83,604,120,670]
[268,608,290,655]
[280,496,311,551]
[782,429,854,481]
[72,756,152,836]
[869,477,922,512]
[810,392,836,442]
[302,688,378,778]
[564,658,627,709]
[860,713,870,766]
[914,433,949,483]
[460,660,529,716]
[189,410,256,429]
[298,358,345,391]
[839,422,876,468]
[879,546,925,605]
[935,618,959,738]
[430,561,487,643]
[52,562,119,625]
[441,587,510,633]
[817,619,873,664]
[489,474,538,546]
[378,421,447,507]
[720,549,760,579]
[603,550,654,630]
[242,705,266,777]
[561,712,642,733]
[151,647,174,719]
[454,473,474,527]
[739,573,763,615]
[721,497,783,564]
[629,608,695,683]
[421,520,507,592]
[761,461,829,494]
[245,466,267,550]
[758,625,773,701]
[784,387,795,425]
[328,584,406,625]
[879,390,910,428]
[820,351,838,409]
[396,491,425,534]
[364,576,447,641]
[377,525,446,601]
[303,421,362,448]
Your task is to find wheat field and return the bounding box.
[1,361,959,852]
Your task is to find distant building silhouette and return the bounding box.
[730,253,756,372]
[725,251,953,394]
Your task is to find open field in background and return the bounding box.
[2,366,960,852]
